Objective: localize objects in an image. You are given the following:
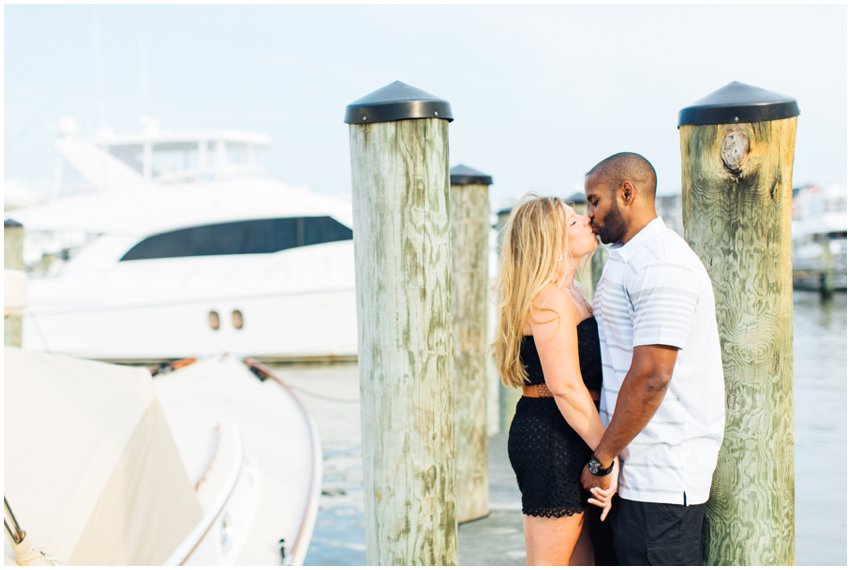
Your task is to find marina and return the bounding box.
[4,5,846,564]
[4,120,846,564]
[791,184,848,292]
[4,117,846,565]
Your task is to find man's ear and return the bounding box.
[621,181,635,205]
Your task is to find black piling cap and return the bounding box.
[344,81,454,125]
[450,164,493,186]
[4,219,23,228]
[678,81,799,126]
[567,192,587,205]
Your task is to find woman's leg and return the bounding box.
[524,512,585,566]
[569,516,595,566]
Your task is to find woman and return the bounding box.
[494,195,617,565]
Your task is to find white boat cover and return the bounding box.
[4,348,203,564]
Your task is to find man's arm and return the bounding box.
[581,344,679,490]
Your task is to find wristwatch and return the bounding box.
[587,455,614,476]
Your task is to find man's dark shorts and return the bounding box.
[607,495,707,565]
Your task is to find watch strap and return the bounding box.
[589,454,614,476]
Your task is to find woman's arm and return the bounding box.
[530,285,604,450]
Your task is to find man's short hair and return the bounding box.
[586,152,657,198]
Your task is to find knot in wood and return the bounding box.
[721,131,749,173]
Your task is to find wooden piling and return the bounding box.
[567,192,609,298]
[679,81,799,565]
[567,192,595,299]
[485,297,500,438]
[5,219,24,347]
[494,207,521,433]
[589,240,608,294]
[345,81,458,565]
[450,164,492,524]
[820,240,834,301]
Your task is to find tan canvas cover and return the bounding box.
[4,348,203,565]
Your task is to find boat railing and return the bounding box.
[4,498,24,545]
[163,422,246,565]
[4,498,59,565]
[242,357,323,565]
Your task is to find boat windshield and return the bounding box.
[107,140,264,182]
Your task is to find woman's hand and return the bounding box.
[587,457,619,521]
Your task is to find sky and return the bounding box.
[4,3,847,209]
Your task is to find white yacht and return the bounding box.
[9,119,358,362]
[791,184,847,290]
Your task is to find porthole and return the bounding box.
[208,310,221,331]
[232,310,244,330]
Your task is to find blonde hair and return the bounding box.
[493,194,568,389]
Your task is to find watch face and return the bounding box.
[588,457,601,475]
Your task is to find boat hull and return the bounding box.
[22,242,358,363]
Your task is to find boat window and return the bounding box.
[108,142,202,178]
[226,143,254,166]
[243,218,299,254]
[826,198,846,212]
[303,216,355,247]
[119,217,352,261]
[149,143,199,177]
[208,310,221,331]
[109,145,145,175]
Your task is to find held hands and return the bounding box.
[585,457,619,521]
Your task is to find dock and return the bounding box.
[275,362,525,565]
[457,432,525,566]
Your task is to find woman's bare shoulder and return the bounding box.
[532,284,578,317]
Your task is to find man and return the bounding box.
[580,152,725,565]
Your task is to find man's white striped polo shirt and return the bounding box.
[592,217,725,506]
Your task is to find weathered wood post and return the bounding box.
[820,240,834,301]
[4,219,25,347]
[568,193,609,295]
[449,164,491,524]
[345,81,457,565]
[590,244,608,293]
[485,250,500,440]
[494,206,521,433]
[567,192,595,298]
[678,81,799,565]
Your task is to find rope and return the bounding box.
[286,384,360,405]
[242,359,360,404]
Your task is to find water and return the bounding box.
[792,291,846,565]
[279,291,847,565]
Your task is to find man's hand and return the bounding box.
[581,463,612,492]
[587,458,619,521]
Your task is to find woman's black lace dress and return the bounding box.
[507,317,603,518]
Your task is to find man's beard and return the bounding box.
[596,206,628,244]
